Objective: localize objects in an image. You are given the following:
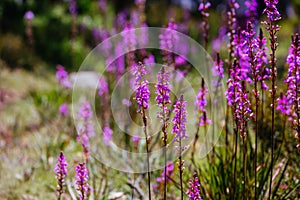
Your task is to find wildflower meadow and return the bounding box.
[0,0,300,199]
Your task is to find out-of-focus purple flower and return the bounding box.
[186,174,202,200]
[24,11,34,20]
[103,126,113,146]
[75,162,89,200]
[276,92,291,116]
[132,135,140,144]
[137,23,149,48]
[98,77,109,97]
[143,54,155,66]
[245,0,257,23]
[175,56,187,66]
[54,151,68,197]
[122,98,132,107]
[212,53,224,80]
[92,28,101,43]
[77,102,95,155]
[59,103,69,117]
[98,0,107,12]
[212,25,226,53]
[156,161,174,184]
[156,67,171,121]
[196,79,211,126]
[172,95,188,141]
[159,19,178,65]
[69,0,77,16]
[122,22,136,52]
[56,65,72,88]
[263,0,281,22]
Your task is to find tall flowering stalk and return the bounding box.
[172,95,188,200]
[262,1,281,197]
[278,34,300,150]
[75,162,89,200]
[227,0,239,65]
[54,152,68,200]
[77,102,95,160]
[192,78,211,163]
[155,66,171,200]
[198,0,211,50]
[186,173,202,200]
[134,62,151,200]
[243,22,258,198]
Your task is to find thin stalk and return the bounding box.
[179,137,184,200]
[269,21,277,200]
[162,115,167,200]
[142,108,152,200]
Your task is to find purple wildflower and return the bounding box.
[226,60,242,106]
[235,81,253,138]
[59,103,69,117]
[283,34,300,137]
[56,65,72,88]
[186,174,202,200]
[156,162,174,184]
[98,77,109,97]
[256,29,269,90]
[132,135,140,145]
[98,0,107,12]
[198,0,211,49]
[159,19,178,65]
[196,79,211,126]
[245,0,257,23]
[69,0,77,16]
[103,126,113,146]
[156,67,171,121]
[134,63,150,111]
[54,152,68,199]
[75,162,89,200]
[77,102,95,156]
[122,22,137,52]
[24,11,34,20]
[172,95,188,141]
[276,92,291,116]
[263,0,281,22]
[227,0,239,61]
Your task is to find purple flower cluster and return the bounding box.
[278,34,300,140]
[263,0,281,22]
[56,65,72,88]
[186,174,202,200]
[196,79,211,126]
[134,63,150,111]
[172,95,188,141]
[245,0,257,23]
[103,125,113,146]
[69,0,77,16]
[75,162,89,200]
[156,67,171,121]
[77,102,95,155]
[54,152,68,197]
